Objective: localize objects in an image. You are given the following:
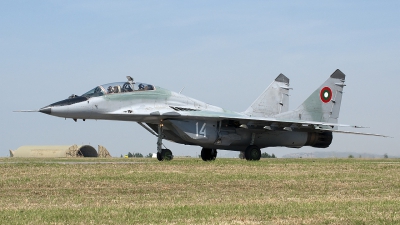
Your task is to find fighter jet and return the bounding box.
[19,69,388,161]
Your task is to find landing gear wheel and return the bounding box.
[245,145,261,161]
[201,148,217,161]
[157,152,163,161]
[156,123,173,161]
[211,149,217,160]
[201,148,211,161]
[158,149,173,161]
[162,149,173,161]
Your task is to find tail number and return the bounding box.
[196,122,207,137]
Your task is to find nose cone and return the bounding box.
[47,96,88,107]
[39,96,88,116]
[39,107,52,115]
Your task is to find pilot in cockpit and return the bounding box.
[113,86,120,93]
[138,83,145,90]
[107,86,114,94]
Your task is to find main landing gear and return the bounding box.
[157,123,173,161]
[155,122,260,162]
[244,145,261,161]
[201,148,217,161]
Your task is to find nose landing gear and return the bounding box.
[157,123,173,161]
[157,149,173,161]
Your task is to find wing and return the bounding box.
[210,113,390,138]
[109,109,390,138]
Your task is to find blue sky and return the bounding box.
[1,1,399,157]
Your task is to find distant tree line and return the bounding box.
[261,152,276,158]
[348,153,389,159]
[129,152,143,158]
[239,152,276,159]
[120,152,154,158]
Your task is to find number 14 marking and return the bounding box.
[196,122,206,137]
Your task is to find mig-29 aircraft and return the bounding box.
[19,69,388,161]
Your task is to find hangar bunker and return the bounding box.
[9,145,112,158]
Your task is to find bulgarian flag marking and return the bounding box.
[320,87,332,103]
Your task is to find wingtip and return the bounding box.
[330,69,346,79]
[275,73,289,84]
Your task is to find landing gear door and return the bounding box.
[168,120,218,144]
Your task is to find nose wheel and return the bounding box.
[157,149,173,161]
[157,123,173,161]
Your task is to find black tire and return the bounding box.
[245,145,261,161]
[211,149,217,161]
[157,152,163,161]
[201,148,212,161]
[161,149,173,161]
[244,149,250,160]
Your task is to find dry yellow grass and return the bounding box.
[0,157,399,224]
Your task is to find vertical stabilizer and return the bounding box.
[243,74,291,117]
[276,69,346,123]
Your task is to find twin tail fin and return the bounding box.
[276,69,346,123]
[243,74,291,117]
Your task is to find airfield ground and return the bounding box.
[1,157,399,224]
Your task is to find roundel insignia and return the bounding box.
[320,87,332,103]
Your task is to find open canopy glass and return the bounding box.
[81,82,155,98]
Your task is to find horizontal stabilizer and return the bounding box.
[320,129,392,138]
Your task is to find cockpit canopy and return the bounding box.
[81,82,155,98]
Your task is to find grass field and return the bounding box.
[1,157,400,224]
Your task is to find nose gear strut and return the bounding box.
[157,123,173,161]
